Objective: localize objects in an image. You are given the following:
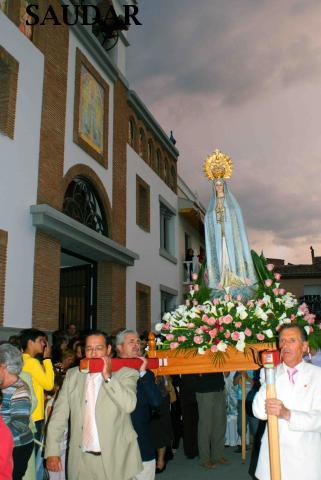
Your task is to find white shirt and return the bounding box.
[83,373,103,452]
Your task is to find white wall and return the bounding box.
[63,32,115,207]
[0,13,44,328]
[126,146,179,329]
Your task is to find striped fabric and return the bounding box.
[1,377,33,446]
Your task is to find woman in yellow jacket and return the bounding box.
[20,329,54,444]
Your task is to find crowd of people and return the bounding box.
[0,323,321,480]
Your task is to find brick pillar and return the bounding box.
[31,3,69,330]
[32,232,61,331]
[0,230,8,326]
[111,79,128,328]
[96,261,112,332]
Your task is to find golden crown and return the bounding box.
[203,149,233,180]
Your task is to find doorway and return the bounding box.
[59,250,97,333]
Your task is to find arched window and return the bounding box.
[147,140,154,166]
[63,176,108,236]
[163,157,169,183]
[128,118,136,147]
[155,149,161,174]
[170,165,176,190]
[139,128,146,158]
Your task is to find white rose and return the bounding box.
[304,325,310,336]
[217,341,228,352]
[198,347,206,355]
[155,323,163,332]
[264,329,274,339]
[236,340,245,352]
[263,295,271,305]
[227,301,235,312]
[163,312,171,321]
[283,317,291,324]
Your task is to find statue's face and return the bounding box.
[215,181,224,194]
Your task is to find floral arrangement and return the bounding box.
[155,254,321,355]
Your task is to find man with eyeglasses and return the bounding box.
[45,330,143,480]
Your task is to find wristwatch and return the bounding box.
[104,376,112,383]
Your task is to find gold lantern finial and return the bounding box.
[203,149,233,180]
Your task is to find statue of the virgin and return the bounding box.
[203,150,257,299]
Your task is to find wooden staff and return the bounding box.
[265,367,281,480]
[241,371,246,463]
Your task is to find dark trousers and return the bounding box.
[13,441,34,480]
[180,389,199,458]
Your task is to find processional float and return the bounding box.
[145,150,319,479]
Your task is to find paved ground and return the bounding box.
[159,446,253,480]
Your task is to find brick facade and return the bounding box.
[31,3,69,330]
[32,231,61,330]
[0,46,19,139]
[0,230,8,327]
[128,108,177,194]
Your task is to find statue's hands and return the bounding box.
[265,398,291,421]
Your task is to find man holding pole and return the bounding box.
[253,324,321,480]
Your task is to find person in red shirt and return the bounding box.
[0,395,14,480]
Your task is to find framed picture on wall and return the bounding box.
[74,48,109,167]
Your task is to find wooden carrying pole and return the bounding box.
[241,371,246,463]
[265,368,281,480]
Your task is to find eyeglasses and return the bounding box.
[85,345,106,353]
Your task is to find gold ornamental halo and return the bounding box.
[203,149,233,180]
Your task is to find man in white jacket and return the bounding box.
[253,324,321,480]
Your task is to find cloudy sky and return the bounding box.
[126,0,321,264]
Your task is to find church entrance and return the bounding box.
[59,249,97,333]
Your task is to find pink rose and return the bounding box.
[231,331,240,341]
[266,264,274,271]
[202,314,209,323]
[209,328,217,338]
[244,328,252,337]
[235,321,242,328]
[194,284,200,292]
[257,299,264,307]
[213,298,220,305]
[279,288,286,295]
[219,326,225,332]
[272,288,279,296]
[309,326,314,333]
[256,333,265,341]
[210,345,218,352]
[170,342,179,349]
[192,299,198,306]
[306,314,315,325]
[166,333,174,341]
[191,272,198,281]
[274,273,281,281]
[193,335,203,344]
[224,294,230,301]
[247,300,254,308]
[290,314,296,320]
[264,279,273,287]
[224,330,231,339]
[201,325,209,332]
[207,317,216,325]
[187,322,195,328]
[178,336,186,342]
[162,323,170,330]
[236,294,242,301]
[223,314,233,324]
[195,328,203,334]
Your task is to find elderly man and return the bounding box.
[45,330,142,480]
[253,324,321,480]
[0,343,34,480]
[116,329,161,480]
